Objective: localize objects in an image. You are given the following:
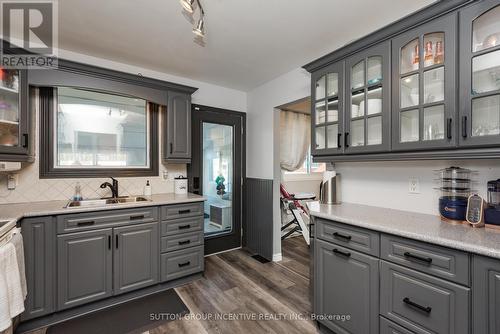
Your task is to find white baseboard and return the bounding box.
[272,253,283,262]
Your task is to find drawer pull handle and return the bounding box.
[404,252,433,264]
[332,248,351,258]
[179,209,191,214]
[403,297,432,314]
[179,240,191,245]
[77,221,95,227]
[178,261,191,268]
[179,224,191,230]
[333,232,352,241]
[130,215,145,220]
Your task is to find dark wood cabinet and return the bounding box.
[113,222,159,295]
[472,255,500,334]
[163,91,191,163]
[0,69,32,161]
[459,0,500,148]
[21,216,55,321]
[391,13,457,151]
[315,239,379,334]
[345,41,391,154]
[57,229,113,310]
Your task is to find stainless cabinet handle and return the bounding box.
[403,297,432,314]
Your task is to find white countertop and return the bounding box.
[308,201,500,260]
[0,193,206,223]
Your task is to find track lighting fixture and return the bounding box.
[179,0,194,13]
[180,0,205,40]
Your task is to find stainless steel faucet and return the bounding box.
[100,177,119,198]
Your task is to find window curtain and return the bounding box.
[280,110,311,171]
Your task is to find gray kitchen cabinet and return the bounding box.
[311,61,344,156]
[57,229,113,310]
[315,239,379,334]
[0,69,32,162]
[163,91,191,163]
[113,222,159,295]
[20,217,55,321]
[380,261,469,334]
[345,41,391,153]
[391,13,457,151]
[459,0,500,148]
[380,317,416,334]
[472,255,500,334]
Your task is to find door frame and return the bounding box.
[188,104,246,256]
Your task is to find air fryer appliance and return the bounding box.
[319,171,340,205]
[485,179,500,226]
[436,167,475,224]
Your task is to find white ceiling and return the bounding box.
[58,0,436,91]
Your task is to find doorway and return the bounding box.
[188,104,245,256]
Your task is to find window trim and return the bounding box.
[39,87,159,178]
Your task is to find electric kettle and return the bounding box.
[319,171,340,205]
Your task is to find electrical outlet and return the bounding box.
[162,170,168,180]
[409,177,420,194]
[7,174,18,190]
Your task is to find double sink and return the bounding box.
[65,196,151,208]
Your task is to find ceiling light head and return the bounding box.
[180,0,194,13]
[193,18,205,38]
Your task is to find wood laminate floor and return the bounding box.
[28,236,318,334]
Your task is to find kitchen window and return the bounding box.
[39,87,159,178]
[285,148,325,175]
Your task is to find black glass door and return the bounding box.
[188,105,244,255]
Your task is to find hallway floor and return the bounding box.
[149,236,318,334]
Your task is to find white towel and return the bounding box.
[0,242,25,332]
[9,231,26,299]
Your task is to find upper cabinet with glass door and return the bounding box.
[392,14,457,151]
[0,67,30,160]
[345,41,391,153]
[459,0,500,147]
[311,61,344,156]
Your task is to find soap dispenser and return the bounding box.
[144,180,152,197]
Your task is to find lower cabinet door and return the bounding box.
[380,261,469,334]
[380,317,416,334]
[57,229,113,310]
[315,239,379,334]
[113,222,159,295]
[473,255,500,334]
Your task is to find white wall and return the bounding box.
[0,50,247,204]
[335,159,500,216]
[246,67,311,259]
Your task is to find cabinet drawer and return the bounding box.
[160,216,203,236]
[57,207,159,234]
[316,219,380,256]
[380,261,470,334]
[381,234,470,286]
[161,231,204,253]
[161,202,204,220]
[380,317,416,334]
[160,246,204,282]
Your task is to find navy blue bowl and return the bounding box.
[439,196,468,221]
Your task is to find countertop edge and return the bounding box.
[1,195,206,223]
[311,211,500,260]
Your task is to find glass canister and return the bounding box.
[488,179,500,207]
